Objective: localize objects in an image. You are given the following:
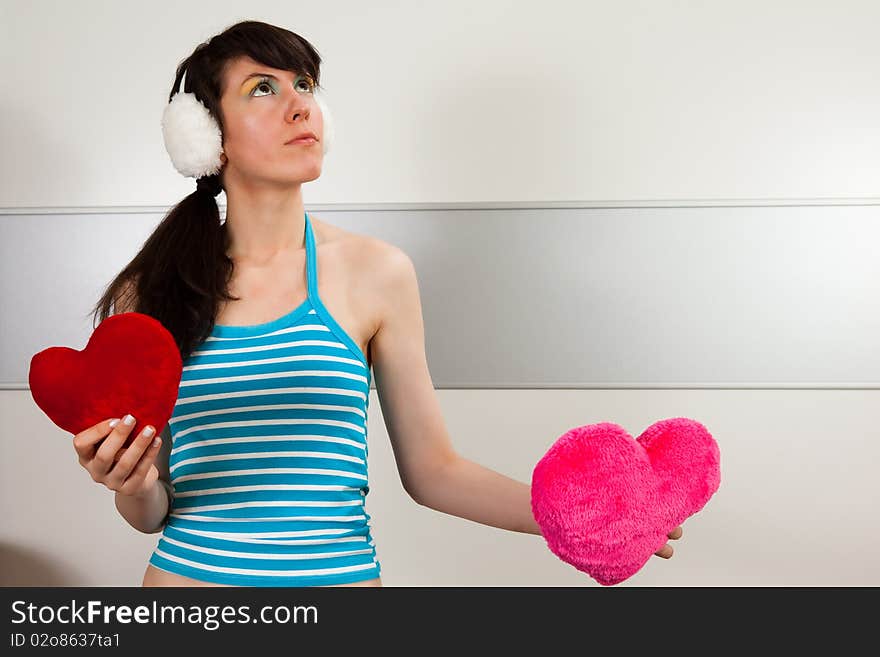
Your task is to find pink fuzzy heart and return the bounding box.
[530,417,721,585]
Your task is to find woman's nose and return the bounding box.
[287,96,311,122]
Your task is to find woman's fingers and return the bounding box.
[654,543,674,559]
[106,426,160,491]
[654,526,683,558]
[72,415,163,497]
[72,418,120,464]
[92,415,137,476]
[117,443,162,497]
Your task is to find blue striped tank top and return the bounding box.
[149,212,381,586]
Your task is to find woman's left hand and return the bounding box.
[653,525,683,559]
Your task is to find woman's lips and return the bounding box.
[286,137,317,145]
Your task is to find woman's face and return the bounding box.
[218,55,324,188]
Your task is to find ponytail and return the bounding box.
[90,172,237,361]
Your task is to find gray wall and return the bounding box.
[5,204,879,388]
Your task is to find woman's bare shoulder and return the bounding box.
[311,216,413,336]
[312,215,407,274]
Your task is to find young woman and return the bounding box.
[74,20,682,587]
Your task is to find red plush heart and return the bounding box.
[29,312,182,447]
[531,417,721,585]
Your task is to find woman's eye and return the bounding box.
[251,77,313,97]
[252,80,274,96]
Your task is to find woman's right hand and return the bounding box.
[72,414,162,499]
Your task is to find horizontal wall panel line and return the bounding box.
[2,197,880,215]
[4,383,880,391]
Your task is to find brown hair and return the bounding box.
[90,20,324,361]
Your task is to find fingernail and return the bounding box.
[123,414,135,426]
[143,426,155,438]
[153,437,162,448]
[109,419,120,428]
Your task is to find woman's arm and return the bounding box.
[114,476,172,534]
[410,456,541,534]
[370,243,539,534]
[113,424,173,534]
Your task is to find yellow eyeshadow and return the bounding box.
[241,78,262,95]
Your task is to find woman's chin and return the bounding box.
[299,163,323,183]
